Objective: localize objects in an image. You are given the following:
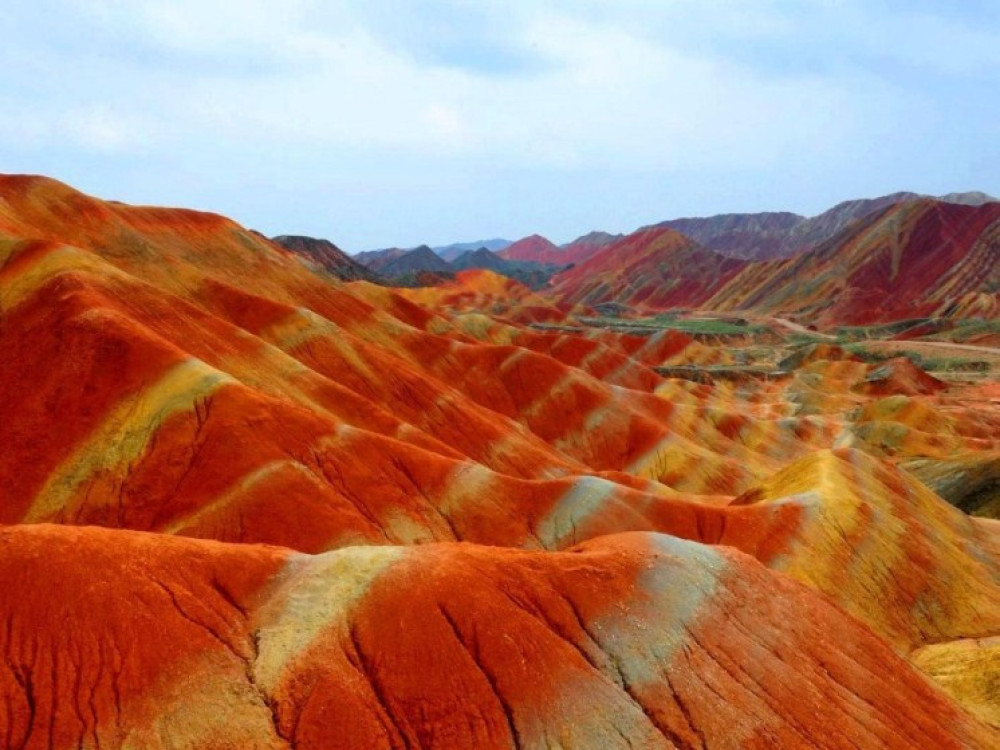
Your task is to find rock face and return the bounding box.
[272,234,382,282]
[552,197,1000,323]
[353,246,409,269]
[659,210,805,260]
[558,230,624,264]
[551,227,748,310]
[449,246,509,272]
[498,233,562,264]
[2,523,995,749]
[377,244,453,276]
[719,198,1000,325]
[433,238,512,261]
[657,190,998,261]
[2,173,1000,747]
[939,191,998,206]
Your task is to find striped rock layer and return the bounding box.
[2,175,1000,747]
[551,198,1000,324]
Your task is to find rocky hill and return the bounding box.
[1,174,999,747]
[552,197,1000,324]
[433,237,512,261]
[657,191,997,260]
[377,244,453,277]
[272,234,382,282]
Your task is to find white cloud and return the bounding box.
[2,1,942,168]
[63,106,151,152]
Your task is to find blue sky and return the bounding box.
[2,1,998,251]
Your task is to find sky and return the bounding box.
[2,1,999,252]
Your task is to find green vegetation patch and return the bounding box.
[579,315,771,336]
[842,344,990,372]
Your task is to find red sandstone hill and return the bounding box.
[657,190,997,261]
[709,198,1000,324]
[272,234,382,283]
[560,230,624,264]
[2,523,996,748]
[498,233,562,264]
[498,232,617,266]
[551,197,1000,324]
[550,226,748,311]
[2,174,1000,746]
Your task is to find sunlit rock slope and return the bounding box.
[2,175,999,748]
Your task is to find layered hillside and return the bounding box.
[450,247,510,272]
[659,211,804,261]
[498,233,562,264]
[374,245,452,277]
[658,191,997,261]
[2,174,1000,748]
[353,245,408,268]
[434,238,512,261]
[708,198,1000,324]
[272,234,382,283]
[497,232,619,267]
[361,242,563,290]
[560,230,624,264]
[551,226,748,310]
[552,197,1000,324]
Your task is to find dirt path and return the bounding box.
[769,317,837,340]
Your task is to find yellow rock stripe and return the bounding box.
[25,358,235,523]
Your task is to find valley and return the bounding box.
[1,175,999,748]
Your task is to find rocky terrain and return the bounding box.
[434,238,512,262]
[656,190,998,260]
[2,174,999,748]
[552,197,1000,324]
[272,234,382,283]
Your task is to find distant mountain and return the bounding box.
[560,231,625,264]
[551,228,746,310]
[379,245,453,277]
[657,212,801,261]
[938,191,997,206]
[450,247,567,290]
[657,191,997,261]
[552,196,1000,324]
[450,247,508,272]
[434,238,512,262]
[354,247,410,271]
[498,234,562,264]
[712,197,1000,325]
[272,235,382,283]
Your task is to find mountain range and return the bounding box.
[337,190,998,324]
[655,191,997,261]
[271,234,380,282]
[2,174,1000,747]
[358,190,994,271]
[550,195,1000,324]
[434,238,512,261]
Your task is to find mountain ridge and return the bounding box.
[655,190,997,260]
[2,173,999,746]
[551,195,1000,324]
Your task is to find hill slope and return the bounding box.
[552,197,1000,323]
[498,233,562,264]
[272,234,382,282]
[658,191,997,260]
[434,237,512,261]
[377,244,453,276]
[551,227,748,310]
[706,198,1000,324]
[2,174,1000,747]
